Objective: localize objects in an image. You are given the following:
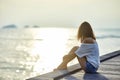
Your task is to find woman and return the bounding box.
[54,21,100,73]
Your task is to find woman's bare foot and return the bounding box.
[53,62,67,71]
[56,66,67,70]
[53,68,67,71]
[53,67,67,71]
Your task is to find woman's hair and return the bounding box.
[77,21,96,42]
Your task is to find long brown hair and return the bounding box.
[77,21,96,42]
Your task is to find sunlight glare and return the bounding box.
[30,28,70,74]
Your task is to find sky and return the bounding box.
[0,0,120,28]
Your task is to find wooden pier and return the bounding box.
[27,50,120,80]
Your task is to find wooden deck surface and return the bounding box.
[26,50,120,80]
[58,54,120,80]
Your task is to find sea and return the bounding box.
[0,27,120,80]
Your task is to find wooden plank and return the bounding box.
[26,50,120,80]
[59,55,120,80]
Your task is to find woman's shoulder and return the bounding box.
[82,38,95,44]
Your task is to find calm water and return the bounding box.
[0,27,120,80]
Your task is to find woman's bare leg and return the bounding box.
[77,56,86,71]
[55,46,79,70]
[55,46,87,72]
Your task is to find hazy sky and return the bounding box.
[0,0,120,28]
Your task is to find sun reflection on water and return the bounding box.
[29,28,73,74]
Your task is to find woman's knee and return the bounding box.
[72,46,79,51]
[69,46,79,55]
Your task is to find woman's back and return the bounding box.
[75,38,100,68]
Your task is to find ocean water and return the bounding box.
[0,27,120,80]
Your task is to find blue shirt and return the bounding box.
[75,42,100,68]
